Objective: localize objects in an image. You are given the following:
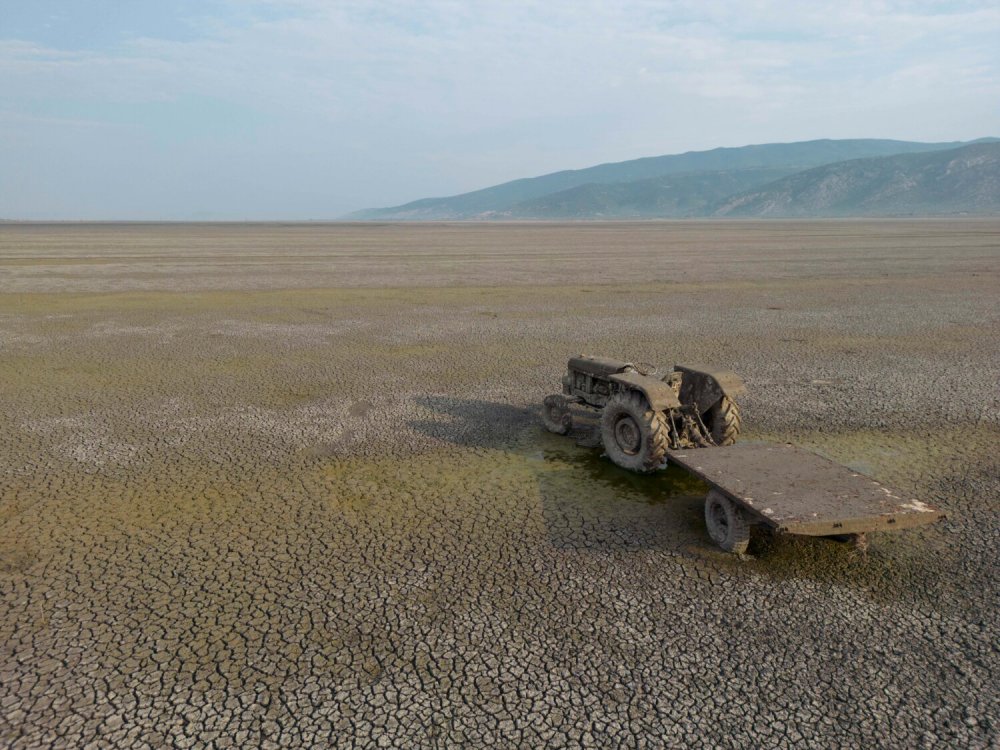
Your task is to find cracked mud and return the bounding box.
[1,221,999,748]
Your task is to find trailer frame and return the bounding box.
[667,442,945,551]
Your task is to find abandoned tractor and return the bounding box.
[544,355,947,556]
[542,355,744,473]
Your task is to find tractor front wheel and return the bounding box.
[542,394,573,435]
[600,391,670,473]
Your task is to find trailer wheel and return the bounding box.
[704,490,750,554]
[542,394,573,435]
[600,391,670,473]
[706,396,741,446]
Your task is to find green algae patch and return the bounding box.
[311,435,713,555]
[533,437,709,505]
[317,448,540,520]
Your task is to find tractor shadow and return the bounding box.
[410,395,536,450]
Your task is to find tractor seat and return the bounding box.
[568,355,629,377]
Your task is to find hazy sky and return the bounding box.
[2,1,999,219]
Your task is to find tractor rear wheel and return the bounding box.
[600,391,670,473]
[542,394,573,435]
[706,396,741,446]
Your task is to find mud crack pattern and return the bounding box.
[1,221,998,748]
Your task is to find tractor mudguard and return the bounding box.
[672,365,746,414]
[609,371,681,411]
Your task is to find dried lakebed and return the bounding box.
[1,221,998,748]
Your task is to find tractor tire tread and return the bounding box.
[600,390,670,473]
[711,396,742,446]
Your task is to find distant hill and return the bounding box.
[506,167,799,219]
[713,142,1000,217]
[348,138,995,220]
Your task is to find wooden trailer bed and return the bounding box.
[667,443,946,536]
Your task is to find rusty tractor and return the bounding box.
[542,355,745,473]
[543,355,946,555]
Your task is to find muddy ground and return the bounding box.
[1,220,998,748]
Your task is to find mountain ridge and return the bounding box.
[505,167,800,219]
[348,137,998,220]
[713,142,1000,218]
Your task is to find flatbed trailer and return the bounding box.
[667,443,946,554]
